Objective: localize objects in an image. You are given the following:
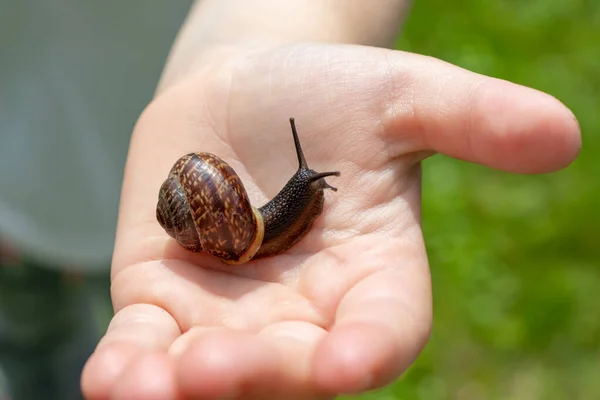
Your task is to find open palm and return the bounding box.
[81,44,580,399]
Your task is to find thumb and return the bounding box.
[221,44,581,174]
[381,52,581,174]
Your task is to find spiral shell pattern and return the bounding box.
[156,153,263,264]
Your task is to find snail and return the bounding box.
[156,117,340,265]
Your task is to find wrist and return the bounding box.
[157,0,410,93]
[155,40,277,96]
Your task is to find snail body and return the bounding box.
[156,118,340,264]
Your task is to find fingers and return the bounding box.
[81,303,181,399]
[172,323,333,400]
[82,305,333,399]
[175,328,280,398]
[311,260,432,394]
[111,352,179,400]
[382,53,581,173]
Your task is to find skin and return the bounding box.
[81,2,581,399]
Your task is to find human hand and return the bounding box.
[81,43,580,399]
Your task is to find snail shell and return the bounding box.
[156,152,264,264]
[156,118,339,264]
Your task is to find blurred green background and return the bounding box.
[344,1,599,399]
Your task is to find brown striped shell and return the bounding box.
[156,153,264,264]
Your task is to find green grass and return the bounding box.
[343,1,599,399]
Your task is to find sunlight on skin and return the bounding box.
[81,44,580,399]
